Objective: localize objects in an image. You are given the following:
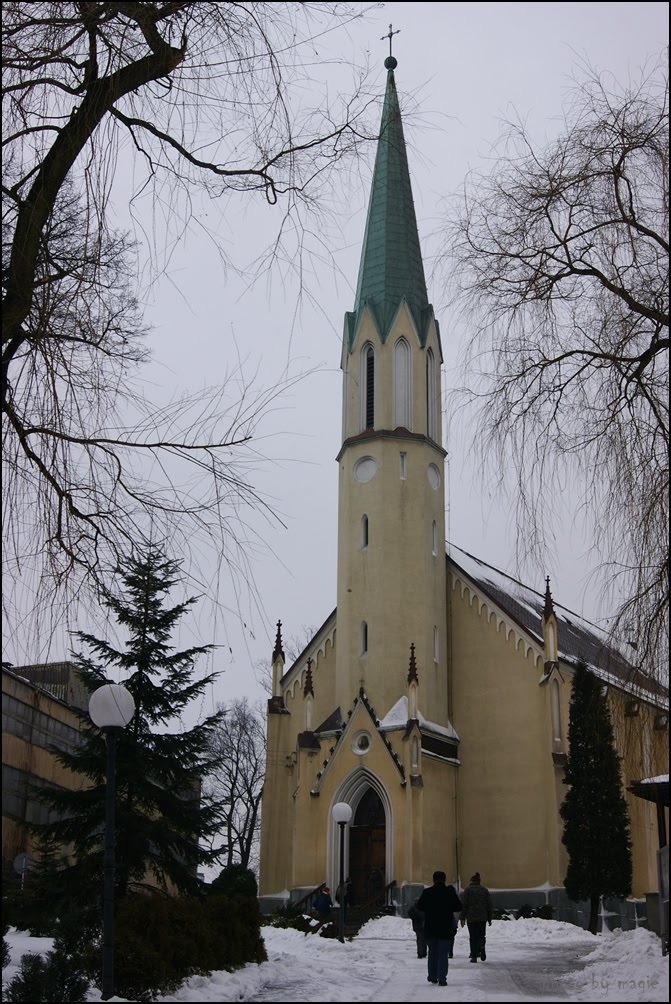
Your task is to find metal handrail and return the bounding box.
[349,879,396,924]
[291,882,324,916]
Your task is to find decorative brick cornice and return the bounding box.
[311,689,405,793]
[336,428,446,462]
[450,575,543,669]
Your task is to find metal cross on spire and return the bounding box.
[381,23,400,59]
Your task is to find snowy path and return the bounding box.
[365,937,586,1002]
[244,927,590,1003]
[235,919,666,1004]
[4,916,668,1002]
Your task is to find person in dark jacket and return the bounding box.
[407,900,427,958]
[446,902,459,960]
[460,872,493,962]
[313,884,333,921]
[416,871,463,986]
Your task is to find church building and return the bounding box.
[258,57,668,925]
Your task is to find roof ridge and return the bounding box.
[446,541,601,632]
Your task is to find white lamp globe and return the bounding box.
[89,684,135,729]
[332,802,353,825]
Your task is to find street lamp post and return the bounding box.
[331,802,353,943]
[89,683,135,1002]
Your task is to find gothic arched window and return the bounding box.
[360,344,375,431]
[426,348,437,440]
[393,337,411,429]
[361,621,368,656]
[361,514,369,549]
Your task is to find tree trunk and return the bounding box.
[588,895,600,935]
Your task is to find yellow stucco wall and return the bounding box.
[336,306,448,725]
[449,573,557,889]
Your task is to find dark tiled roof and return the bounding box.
[448,544,665,704]
[314,707,343,734]
[280,607,336,685]
[10,660,76,682]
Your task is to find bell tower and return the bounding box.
[335,55,448,723]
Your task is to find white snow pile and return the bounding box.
[560,925,668,1002]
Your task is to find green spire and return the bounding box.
[345,64,432,349]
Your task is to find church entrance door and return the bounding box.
[349,787,386,906]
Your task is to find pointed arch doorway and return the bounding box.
[349,787,386,905]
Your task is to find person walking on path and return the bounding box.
[416,871,463,986]
[407,899,427,959]
[460,872,493,962]
[446,904,459,960]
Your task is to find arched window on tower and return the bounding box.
[393,337,411,429]
[426,348,437,440]
[360,344,375,431]
[432,520,437,556]
[361,514,369,549]
[361,621,368,656]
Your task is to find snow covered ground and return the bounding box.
[3,915,668,1002]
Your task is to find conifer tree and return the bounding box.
[33,548,224,915]
[560,660,632,933]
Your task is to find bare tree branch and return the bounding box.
[206,698,265,871]
[442,55,669,675]
[1,2,376,649]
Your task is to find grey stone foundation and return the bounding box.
[261,885,654,936]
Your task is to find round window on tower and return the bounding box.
[352,731,372,755]
[353,457,378,483]
[427,463,441,491]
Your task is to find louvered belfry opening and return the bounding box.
[365,347,375,428]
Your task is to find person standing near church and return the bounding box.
[416,871,462,986]
[313,884,333,922]
[460,872,493,962]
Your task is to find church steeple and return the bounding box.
[345,59,432,349]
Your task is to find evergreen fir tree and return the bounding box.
[560,660,632,933]
[33,548,224,912]
[5,832,68,936]
[4,936,89,1003]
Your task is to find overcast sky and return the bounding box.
[3,2,668,713]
